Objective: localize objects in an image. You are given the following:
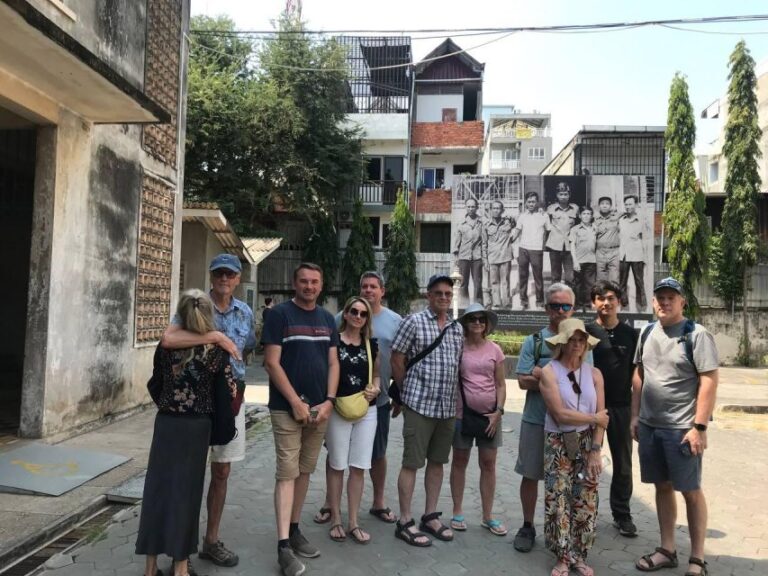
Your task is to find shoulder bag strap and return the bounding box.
[406,321,455,371]
[365,337,373,389]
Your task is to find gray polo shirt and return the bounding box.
[635,319,719,429]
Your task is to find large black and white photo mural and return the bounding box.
[451,175,654,328]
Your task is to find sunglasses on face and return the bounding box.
[431,290,453,299]
[566,371,582,395]
[212,269,238,279]
[347,308,369,318]
[466,315,487,324]
[547,303,574,312]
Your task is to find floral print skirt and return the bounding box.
[544,430,599,564]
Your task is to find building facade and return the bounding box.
[0,0,190,438]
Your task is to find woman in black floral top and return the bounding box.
[136,289,235,576]
[326,297,381,545]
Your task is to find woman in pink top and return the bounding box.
[540,319,609,576]
[449,303,508,536]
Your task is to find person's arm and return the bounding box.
[587,367,607,479]
[630,365,643,441]
[485,354,507,438]
[264,344,310,425]
[391,350,407,388]
[161,324,241,360]
[539,365,609,428]
[681,369,718,455]
[569,229,580,272]
[313,347,339,425]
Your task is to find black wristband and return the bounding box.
[693,423,707,432]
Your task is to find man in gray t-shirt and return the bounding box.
[631,278,718,576]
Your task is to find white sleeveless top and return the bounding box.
[544,360,597,433]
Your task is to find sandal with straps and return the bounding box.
[419,511,454,542]
[685,557,708,576]
[394,518,432,547]
[636,547,679,572]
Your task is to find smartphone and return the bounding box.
[680,441,692,457]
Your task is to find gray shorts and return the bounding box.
[452,418,503,450]
[514,420,544,480]
[638,422,702,492]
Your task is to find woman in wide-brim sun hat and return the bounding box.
[448,303,508,537]
[539,318,608,576]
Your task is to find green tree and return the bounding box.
[341,200,376,302]
[303,212,339,305]
[185,14,362,234]
[717,40,763,364]
[384,191,419,314]
[663,73,710,319]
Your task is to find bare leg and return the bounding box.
[205,462,230,544]
[173,559,188,576]
[520,476,538,524]
[275,478,295,540]
[683,489,708,573]
[291,472,311,524]
[397,466,429,544]
[370,456,390,512]
[327,466,345,539]
[348,467,370,542]
[144,555,158,576]
[478,448,497,521]
[637,481,678,568]
[450,448,470,518]
[314,459,332,523]
[424,460,452,538]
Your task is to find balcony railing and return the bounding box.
[490,159,520,171]
[346,180,404,205]
[490,126,551,139]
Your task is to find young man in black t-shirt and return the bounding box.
[586,280,639,537]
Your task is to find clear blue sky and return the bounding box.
[192,0,768,154]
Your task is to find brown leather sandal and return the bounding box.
[636,547,679,572]
[684,557,708,576]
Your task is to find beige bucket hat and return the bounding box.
[544,318,600,350]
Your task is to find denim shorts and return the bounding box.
[371,404,391,461]
[637,422,702,492]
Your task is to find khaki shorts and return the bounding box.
[401,406,455,469]
[271,411,328,480]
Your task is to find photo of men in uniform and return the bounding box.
[512,192,549,310]
[482,200,515,309]
[543,177,586,288]
[453,197,483,306]
[618,195,650,312]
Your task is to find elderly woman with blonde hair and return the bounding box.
[539,318,609,576]
[136,289,236,576]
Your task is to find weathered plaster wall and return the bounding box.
[26,0,146,89]
[699,308,768,366]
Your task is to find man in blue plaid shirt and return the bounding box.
[391,274,464,547]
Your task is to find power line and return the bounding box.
[189,14,768,37]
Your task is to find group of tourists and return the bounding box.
[134,253,719,576]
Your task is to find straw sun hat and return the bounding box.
[544,318,600,350]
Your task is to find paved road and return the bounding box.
[39,403,768,576]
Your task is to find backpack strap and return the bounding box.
[681,319,697,368]
[639,321,657,364]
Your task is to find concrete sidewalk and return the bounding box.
[1,365,766,574]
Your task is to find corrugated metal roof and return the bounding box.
[182,207,254,264]
[242,237,282,266]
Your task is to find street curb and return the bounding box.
[0,404,271,572]
[0,494,107,570]
[719,404,768,415]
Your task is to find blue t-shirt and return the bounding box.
[263,300,339,411]
[516,327,593,426]
[336,306,402,407]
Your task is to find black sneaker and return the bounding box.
[613,517,638,537]
[278,547,306,576]
[513,524,536,552]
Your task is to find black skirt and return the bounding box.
[135,411,211,560]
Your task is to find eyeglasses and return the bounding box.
[212,269,238,279]
[348,308,369,318]
[466,315,487,324]
[566,371,582,395]
[431,290,453,299]
[547,303,573,312]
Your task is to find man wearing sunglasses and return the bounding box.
[161,253,256,570]
[513,283,592,553]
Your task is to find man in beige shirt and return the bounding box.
[618,195,649,312]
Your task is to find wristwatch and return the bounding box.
[693,423,707,432]
[326,396,337,406]
[496,406,504,415]
[590,443,602,453]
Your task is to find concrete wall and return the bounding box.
[416,95,464,122]
[18,1,191,437]
[700,308,768,366]
[346,113,409,141]
[27,0,147,89]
